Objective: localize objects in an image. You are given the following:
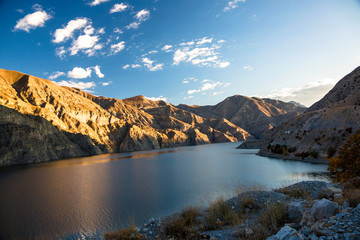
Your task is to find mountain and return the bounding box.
[0,68,256,167]
[259,66,360,161]
[177,95,306,138]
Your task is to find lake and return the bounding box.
[0,142,329,239]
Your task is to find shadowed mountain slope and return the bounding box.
[259,66,360,161]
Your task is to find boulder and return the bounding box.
[310,199,340,221]
[288,201,304,223]
[267,225,302,240]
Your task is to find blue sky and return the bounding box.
[1,0,360,106]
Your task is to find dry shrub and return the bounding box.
[205,198,240,229]
[163,206,200,239]
[234,182,266,195]
[329,131,360,183]
[104,225,146,240]
[278,187,311,199]
[343,189,360,207]
[258,202,289,237]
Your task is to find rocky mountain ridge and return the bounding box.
[0,68,303,167]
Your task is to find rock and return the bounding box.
[289,201,304,223]
[245,228,254,235]
[323,186,342,199]
[273,225,301,240]
[147,217,155,225]
[310,199,340,220]
[141,227,148,233]
[342,200,351,210]
[333,193,343,202]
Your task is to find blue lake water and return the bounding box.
[0,142,329,239]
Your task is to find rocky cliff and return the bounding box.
[177,95,306,138]
[0,68,256,167]
[259,66,360,161]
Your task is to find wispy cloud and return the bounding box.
[243,65,254,71]
[13,4,52,32]
[173,37,230,68]
[145,96,167,101]
[142,57,163,71]
[110,41,125,54]
[56,80,96,91]
[53,18,89,43]
[110,3,129,13]
[224,0,246,12]
[48,71,65,80]
[93,65,104,78]
[89,0,110,6]
[162,45,173,51]
[186,79,230,95]
[262,78,337,107]
[126,9,150,29]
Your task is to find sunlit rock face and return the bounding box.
[177,95,306,139]
[0,68,263,167]
[259,66,360,160]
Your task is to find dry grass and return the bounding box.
[205,198,240,230]
[104,225,146,240]
[277,187,311,199]
[163,206,201,239]
[234,182,266,195]
[343,188,360,207]
[239,202,289,240]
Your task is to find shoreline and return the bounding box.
[107,180,360,240]
[257,152,329,164]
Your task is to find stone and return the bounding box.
[310,199,340,220]
[333,193,343,202]
[289,201,304,223]
[323,187,342,199]
[141,227,148,233]
[147,217,155,225]
[274,226,300,240]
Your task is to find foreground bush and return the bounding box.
[329,131,360,183]
[205,198,240,229]
[163,206,200,239]
[104,225,146,240]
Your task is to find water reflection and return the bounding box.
[0,142,329,239]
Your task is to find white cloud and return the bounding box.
[263,78,337,107]
[243,65,254,71]
[132,64,141,68]
[93,65,104,78]
[162,45,172,51]
[110,3,129,13]
[172,37,229,68]
[97,27,105,34]
[217,39,226,43]
[142,57,163,71]
[126,9,150,30]
[56,80,96,91]
[114,28,123,34]
[183,80,189,84]
[111,41,125,54]
[183,96,194,100]
[123,64,130,69]
[224,0,246,11]
[55,46,67,59]
[186,80,224,95]
[219,61,230,68]
[180,41,195,46]
[89,0,110,6]
[53,18,89,43]
[48,71,65,80]
[135,9,150,21]
[125,22,140,29]
[145,96,168,102]
[188,89,201,95]
[70,34,102,56]
[197,37,213,45]
[67,67,92,79]
[212,91,224,95]
[14,5,52,32]
[101,81,112,86]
